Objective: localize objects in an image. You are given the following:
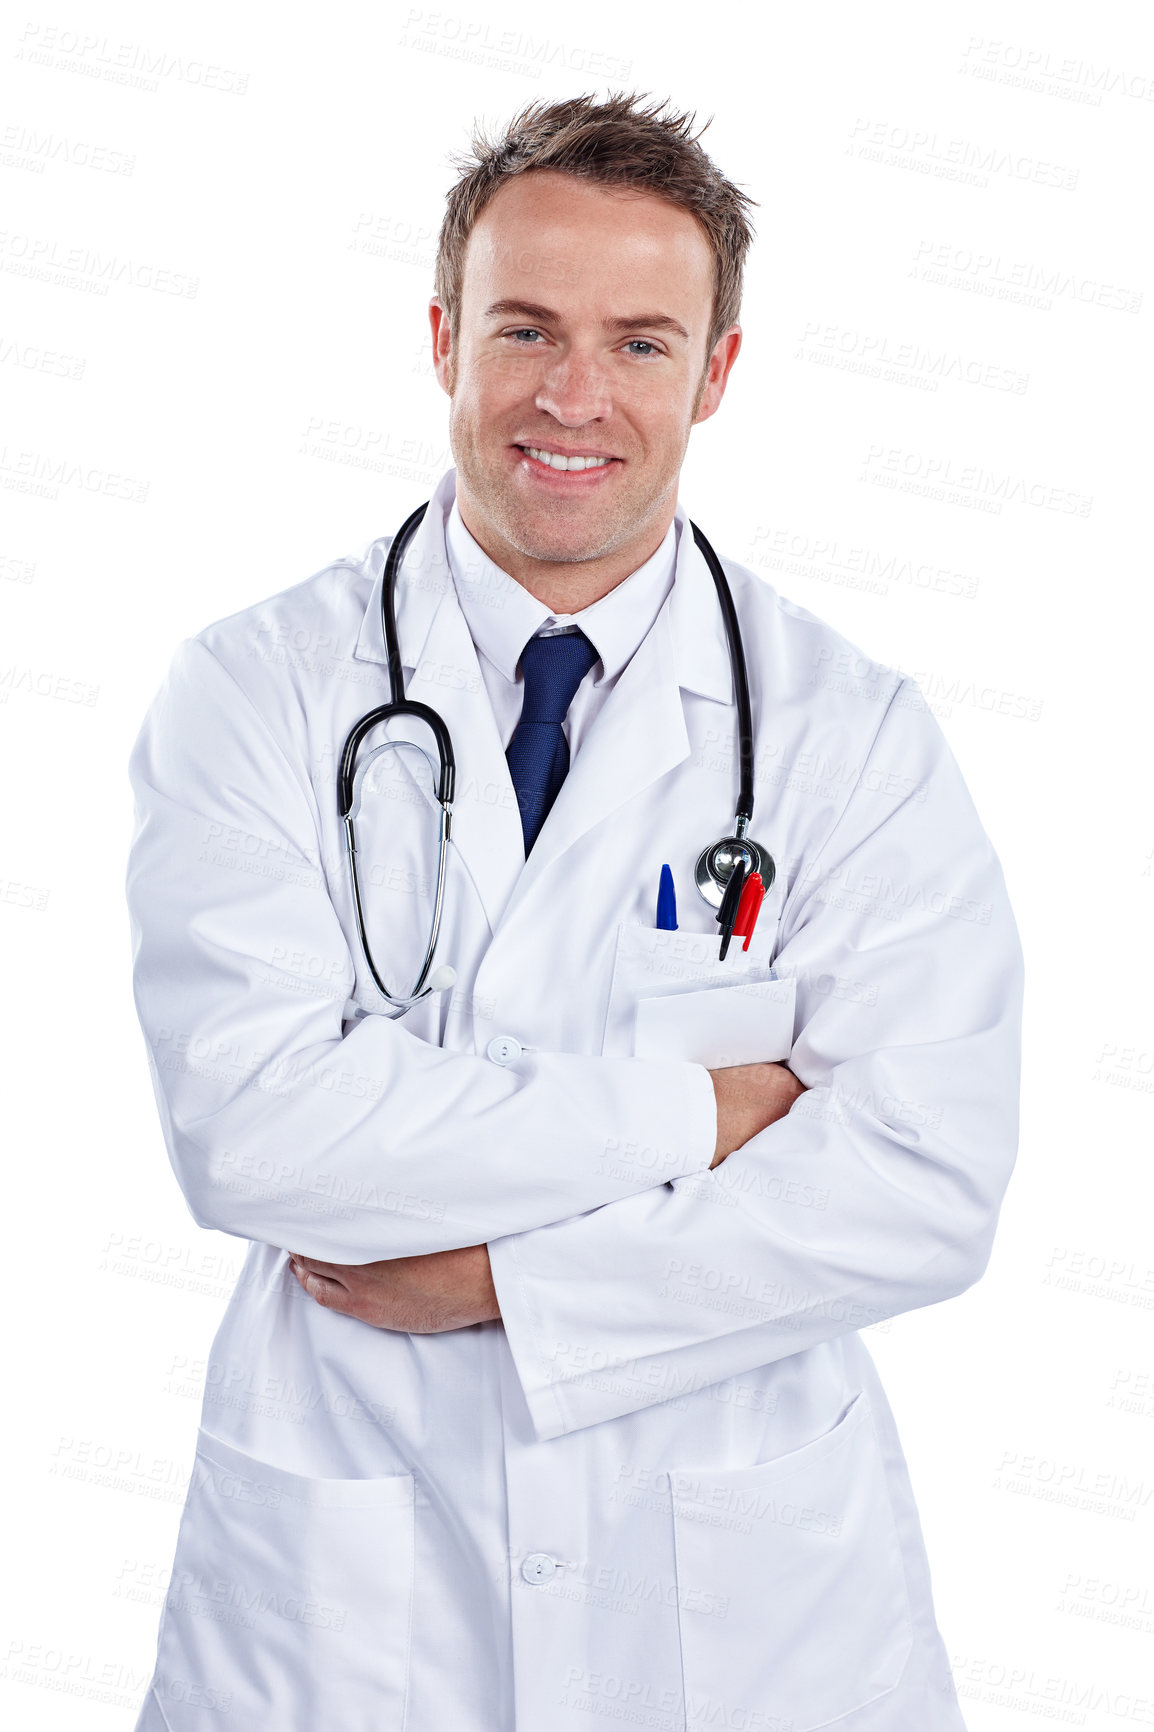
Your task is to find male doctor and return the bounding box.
[126,92,1023,1732]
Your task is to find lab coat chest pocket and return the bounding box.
[602,903,791,1064]
[148,1429,414,1731]
[670,1393,914,1731]
[634,976,796,1068]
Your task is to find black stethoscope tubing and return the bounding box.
[690,519,754,830]
[338,501,771,1007]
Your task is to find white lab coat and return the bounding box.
[125,466,1023,1732]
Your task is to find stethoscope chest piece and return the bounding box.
[695,835,775,910]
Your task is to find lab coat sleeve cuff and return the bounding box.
[589,1054,717,1186]
[488,1234,569,1442]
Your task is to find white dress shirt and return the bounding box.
[444,496,678,757]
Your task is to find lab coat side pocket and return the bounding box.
[149,1429,415,1732]
[670,1392,914,1732]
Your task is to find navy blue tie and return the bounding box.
[506,630,600,854]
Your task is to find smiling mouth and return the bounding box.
[516,444,620,473]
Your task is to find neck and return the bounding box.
[455,494,675,614]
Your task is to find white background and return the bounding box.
[2,0,1152,1725]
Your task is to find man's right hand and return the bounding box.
[708,1061,808,1168]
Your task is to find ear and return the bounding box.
[692,326,742,427]
[429,298,455,396]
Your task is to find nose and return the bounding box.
[534,347,613,427]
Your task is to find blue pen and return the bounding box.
[655,863,678,930]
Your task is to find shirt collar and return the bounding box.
[351,467,733,708]
[445,490,679,686]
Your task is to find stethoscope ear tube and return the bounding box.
[336,503,457,821]
[382,502,433,704]
[691,520,755,829]
[337,702,455,819]
[336,504,457,1010]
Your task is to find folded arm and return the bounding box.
[484,680,1025,1441]
[126,637,717,1264]
[285,1062,808,1331]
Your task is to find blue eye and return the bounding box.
[503,330,662,356]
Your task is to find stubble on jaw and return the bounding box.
[440,332,712,575]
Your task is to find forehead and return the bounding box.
[461,169,714,307]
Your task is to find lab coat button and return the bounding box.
[521,1552,557,1584]
[486,1035,523,1065]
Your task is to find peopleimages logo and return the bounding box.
[847,116,1079,190]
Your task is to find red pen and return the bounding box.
[732,871,765,951]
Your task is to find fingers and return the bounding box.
[288,1253,348,1280]
[288,1258,350,1314]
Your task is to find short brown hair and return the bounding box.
[433,90,758,369]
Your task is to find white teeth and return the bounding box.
[524,446,613,472]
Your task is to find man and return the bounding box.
[126,92,1022,1731]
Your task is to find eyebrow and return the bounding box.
[482,298,691,343]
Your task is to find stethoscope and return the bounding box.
[338,501,775,1016]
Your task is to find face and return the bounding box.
[429,169,741,603]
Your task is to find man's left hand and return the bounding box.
[287,1243,501,1333]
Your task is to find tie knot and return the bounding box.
[517,630,600,725]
